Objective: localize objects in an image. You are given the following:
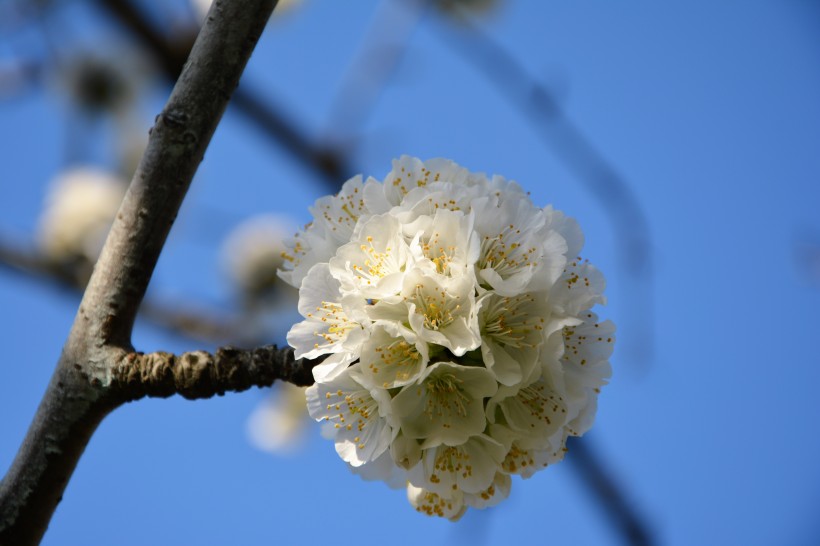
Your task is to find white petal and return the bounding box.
[348,451,408,490]
[355,324,429,389]
[402,268,481,356]
[392,362,497,447]
[550,259,607,316]
[407,484,467,521]
[463,472,512,509]
[329,213,412,299]
[287,264,365,359]
[390,432,423,470]
[306,367,396,467]
[544,206,584,260]
[409,434,507,495]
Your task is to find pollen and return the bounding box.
[414,284,458,331]
[424,373,470,420]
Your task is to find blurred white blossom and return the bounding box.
[221,214,296,299]
[282,156,614,519]
[37,166,126,264]
[247,383,310,455]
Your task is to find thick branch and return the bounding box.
[78,0,277,347]
[0,1,277,543]
[112,345,317,401]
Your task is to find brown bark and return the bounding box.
[112,345,317,401]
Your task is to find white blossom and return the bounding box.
[392,362,497,446]
[286,263,367,361]
[37,166,126,264]
[221,214,296,298]
[246,383,310,455]
[406,484,467,521]
[328,213,413,299]
[283,156,614,518]
[305,365,396,467]
[356,324,428,389]
[407,434,507,495]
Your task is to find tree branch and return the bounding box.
[95,0,352,190]
[436,13,655,367]
[566,436,654,546]
[112,345,316,401]
[321,0,430,148]
[435,14,656,544]
[0,1,279,543]
[0,236,265,345]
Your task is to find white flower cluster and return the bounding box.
[280,156,613,520]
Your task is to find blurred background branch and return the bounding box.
[435,9,655,369]
[95,0,352,189]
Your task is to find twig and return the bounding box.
[566,436,654,546]
[435,13,655,365]
[0,1,280,542]
[321,0,431,149]
[94,0,352,190]
[0,236,78,287]
[436,14,656,545]
[0,237,253,345]
[112,345,315,401]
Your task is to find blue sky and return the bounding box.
[2,1,820,544]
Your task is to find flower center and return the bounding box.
[372,340,421,382]
[353,235,393,282]
[307,300,355,346]
[517,383,565,427]
[483,294,544,348]
[419,230,458,274]
[324,388,378,451]
[424,373,469,420]
[415,285,457,330]
[478,224,539,277]
[432,446,472,481]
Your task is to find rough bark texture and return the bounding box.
[0,1,279,543]
[112,345,318,401]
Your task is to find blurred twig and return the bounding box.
[567,436,654,546]
[0,58,44,98]
[94,0,351,190]
[0,236,260,346]
[0,235,79,287]
[436,11,655,367]
[322,0,431,149]
[794,235,820,286]
[0,0,277,538]
[434,10,656,545]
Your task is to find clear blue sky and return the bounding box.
[2,1,820,544]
